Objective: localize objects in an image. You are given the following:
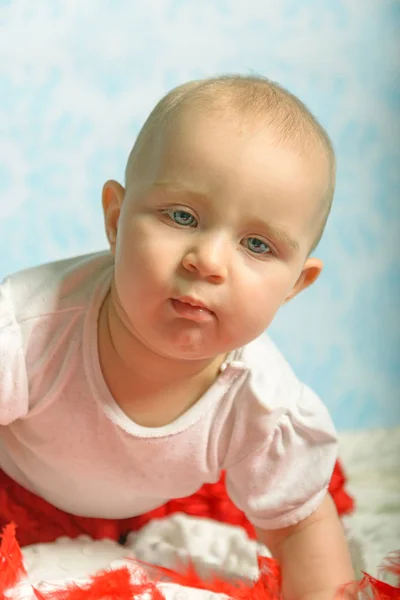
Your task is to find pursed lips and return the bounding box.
[175,296,212,311]
[170,296,215,322]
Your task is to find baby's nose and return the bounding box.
[182,235,229,282]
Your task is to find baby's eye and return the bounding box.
[165,209,198,228]
[242,237,271,255]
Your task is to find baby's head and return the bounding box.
[124,76,335,252]
[102,75,335,361]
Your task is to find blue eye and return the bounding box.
[244,237,271,255]
[168,210,197,227]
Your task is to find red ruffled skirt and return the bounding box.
[0,460,354,547]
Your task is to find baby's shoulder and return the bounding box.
[218,337,301,453]
[220,337,334,467]
[236,335,333,433]
[0,252,113,423]
[240,334,301,408]
[1,251,113,325]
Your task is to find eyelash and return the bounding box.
[162,208,197,228]
[160,208,275,257]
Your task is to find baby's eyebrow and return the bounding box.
[151,179,300,252]
[262,223,300,252]
[152,179,208,198]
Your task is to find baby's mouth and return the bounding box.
[170,298,215,323]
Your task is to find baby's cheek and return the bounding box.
[241,289,281,331]
[224,297,268,340]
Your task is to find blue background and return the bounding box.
[1,1,399,430]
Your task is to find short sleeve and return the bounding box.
[0,278,29,424]
[225,384,338,530]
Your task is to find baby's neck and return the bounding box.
[97,291,226,425]
[97,291,225,389]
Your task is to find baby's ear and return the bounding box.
[102,180,125,254]
[284,257,323,303]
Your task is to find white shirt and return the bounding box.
[0,252,338,530]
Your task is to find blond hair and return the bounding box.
[125,75,336,252]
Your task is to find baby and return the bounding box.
[0,75,354,599]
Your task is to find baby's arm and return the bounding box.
[256,494,354,600]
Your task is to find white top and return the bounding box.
[0,252,338,530]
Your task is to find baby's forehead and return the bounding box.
[154,115,329,207]
[166,99,328,163]
[128,86,334,200]
[164,104,330,179]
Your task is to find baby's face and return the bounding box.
[105,110,329,361]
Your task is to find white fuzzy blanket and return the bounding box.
[339,426,400,579]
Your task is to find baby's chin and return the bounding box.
[144,330,227,364]
[158,339,221,362]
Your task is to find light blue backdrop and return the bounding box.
[1,1,399,430]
